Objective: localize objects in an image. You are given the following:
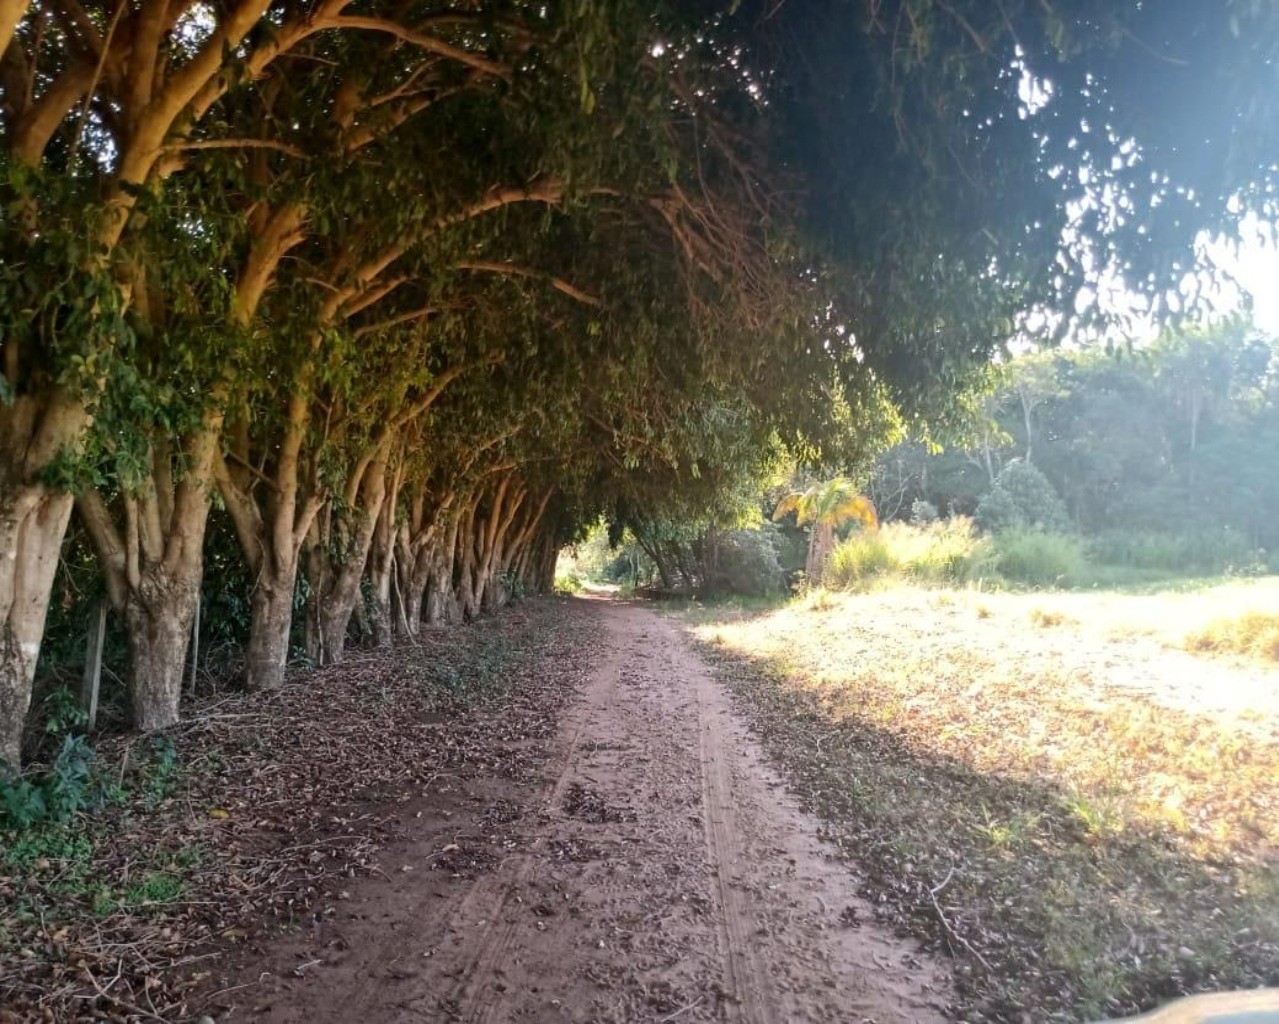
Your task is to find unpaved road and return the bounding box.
[210,598,949,1023]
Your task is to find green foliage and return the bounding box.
[139,739,181,810]
[0,735,99,829]
[975,460,1072,534]
[910,499,939,524]
[825,519,988,589]
[988,530,1085,586]
[1088,529,1266,576]
[826,532,897,589]
[39,687,87,738]
[880,328,1279,576]
[553,571,585,594]
[704,528,786,597]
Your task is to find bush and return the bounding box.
[825,519,987,589]
[990,529,1084,586]
[705,528,785,596]
[1,735,99,830]
[910,499,939,524]
[826,531,897,588]
[975,460,1071,534]
[553,571,585,594]
[1089,529,1263,575]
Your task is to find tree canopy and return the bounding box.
[2,0,1278,763]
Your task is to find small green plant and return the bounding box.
[40,686,88,737]
[0,735,100,829]
[990,529,1084,586]
[125,871,185,907]
[553,570,585,594]
[139,737,181,810]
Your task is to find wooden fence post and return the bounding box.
[80,601,107,731]
[187,593,200,695]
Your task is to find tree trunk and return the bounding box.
[0,390,88,766]
[124,570,200,732]
[367,468,402,648]
[806,521,836,584]
[304,470,386,666]
[246,560,298,690]
[305,559,363,667]
[426,518,461,626]
[455,507,479,620]
[78,420,220,734]
[0,484,74,766]
[538,533,558,594]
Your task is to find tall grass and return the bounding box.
[825,519,987,589]
[825,520,1092,590]
[988,529,1085,586]
[1089,529,1266,575]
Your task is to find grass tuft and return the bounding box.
[1187,612,1279,663]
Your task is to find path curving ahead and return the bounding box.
[210,598,949,1023]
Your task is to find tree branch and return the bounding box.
[162,137,308,160]
[318,16,513,82]
[455,260,602,307]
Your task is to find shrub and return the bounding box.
[826,531,897,588]
[825,519,987,589]
[0,735,99,830]
[991,529,1084,586]
[1089,529,1262,575]
[910,499,939,524]
[975,460,1071,534]
[705,528,785,596]
[553,571,585,594]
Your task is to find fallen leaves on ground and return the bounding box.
[0,599,589,1023]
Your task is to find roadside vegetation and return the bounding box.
[4,1,1278,1020]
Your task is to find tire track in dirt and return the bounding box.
[695,662,775,1023]
[208,596,950,1023]
[442,639,621,1022]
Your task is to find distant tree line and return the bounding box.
[870,324,1279,555]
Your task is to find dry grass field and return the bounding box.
[682,578,1279,1021]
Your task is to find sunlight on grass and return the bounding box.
[693,579,1279,854]
[682,577,1279,1018]
[1187,612,1279,663]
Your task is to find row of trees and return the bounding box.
[4,0,1278,764]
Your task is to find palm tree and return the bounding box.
[772,478,878,584]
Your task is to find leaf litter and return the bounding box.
[0,599,591,1023]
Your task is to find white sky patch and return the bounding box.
[1202,214,1279,336]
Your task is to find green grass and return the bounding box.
[825,519,989,589]
[987,528,1085,586]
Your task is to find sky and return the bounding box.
[1210,223,1279,336]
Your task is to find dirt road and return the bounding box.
[210,598,948,1023]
